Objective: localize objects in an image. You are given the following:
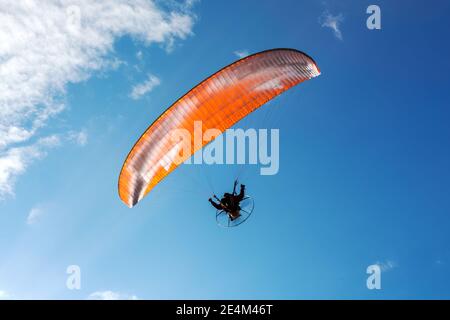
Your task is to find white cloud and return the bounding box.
[0,290,12,300]
[136,51,144,60]
[375,260,398,272]
[319,11,344,40]
[234,50,249,59]
[0,136,60,198]
[0,0,195,199]
[68,129,88,146]
[26,205,45,225]
[88,291,138,300]
[130,74,161,100]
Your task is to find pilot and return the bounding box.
[209,181,245,220]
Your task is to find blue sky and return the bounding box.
[1,0,450,299]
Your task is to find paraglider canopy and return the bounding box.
[118,48,320,208]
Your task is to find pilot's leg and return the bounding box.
[236,185,245,202]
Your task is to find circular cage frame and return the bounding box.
[216,196,254,228]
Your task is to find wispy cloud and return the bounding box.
[26,205,45,225]
[234,50,250,59]
[375,260,398,272]
[68,129,88,147]
[130,74,161,100]
[88,291,138,300]
[319,11,344,40]
[0,136,60,199]
[0,1,196,198]
[0,290,12,300]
